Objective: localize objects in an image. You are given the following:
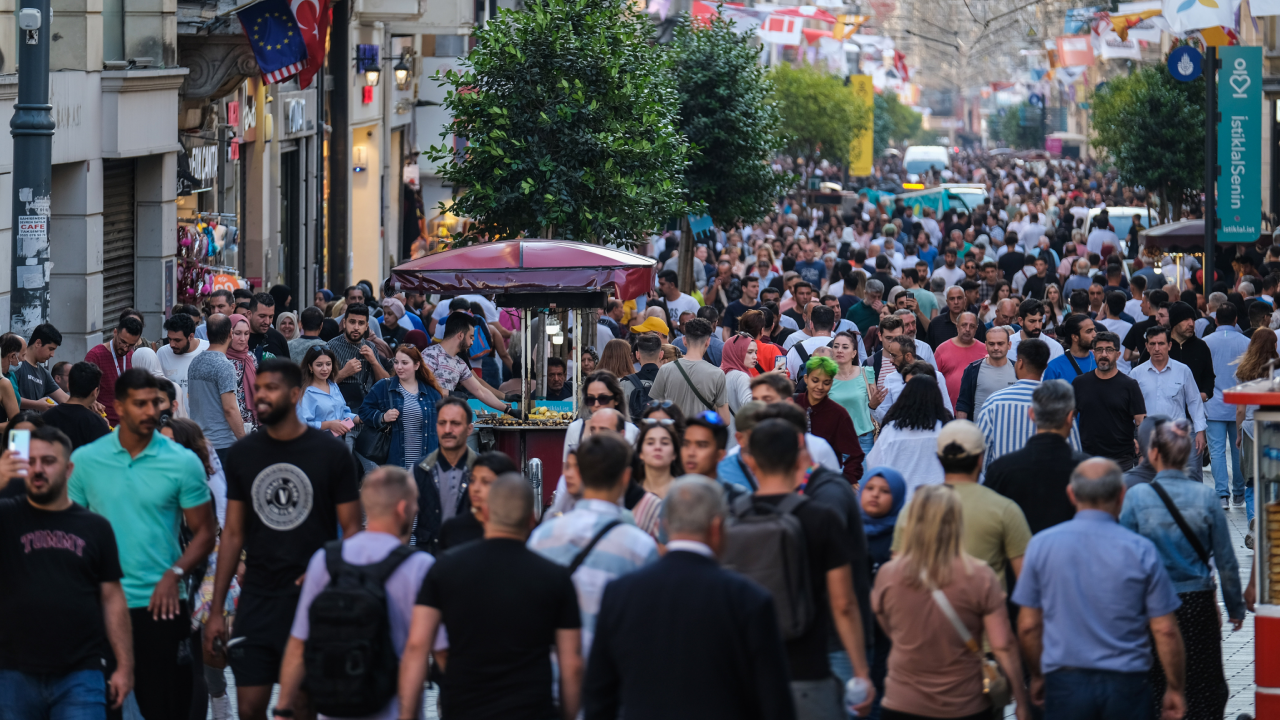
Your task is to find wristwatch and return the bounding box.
[169,565,185,578]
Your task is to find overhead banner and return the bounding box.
[1056,35,1096,67]
[1217,46,1262,243]
[848,75,875,177]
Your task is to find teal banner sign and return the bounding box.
[1218,46,1262,243]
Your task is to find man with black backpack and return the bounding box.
[621,334,663,423]
[726,419,874,719]
[274,466,442,720]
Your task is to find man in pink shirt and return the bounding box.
[935,312,987,408]
[83,315,141,426]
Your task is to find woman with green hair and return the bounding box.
[795,354,865,483]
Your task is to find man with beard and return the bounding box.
[1007,299,1064,363]
[0,426,134,718]
[274,466,444,720]
[245,293,291,362]
[327,304,391,412]
[1071,332,1147,469]
[69,369,216,720]
[205,359,362,720]
[411,396,479,552]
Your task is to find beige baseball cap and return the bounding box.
[937,419,985,459]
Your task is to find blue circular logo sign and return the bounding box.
[1168,46,1203,82]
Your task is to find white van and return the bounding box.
[901,145,950,182]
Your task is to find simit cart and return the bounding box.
[387,239,657,510]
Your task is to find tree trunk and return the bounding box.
[677,214,695,295]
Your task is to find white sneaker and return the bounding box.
[211,694,231,720]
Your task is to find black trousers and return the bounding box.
[130,606,194,720]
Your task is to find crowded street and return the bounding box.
[3,0,1280,716]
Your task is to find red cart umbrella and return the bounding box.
[386,239,658,301]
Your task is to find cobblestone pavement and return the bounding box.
[212,471,1259,720]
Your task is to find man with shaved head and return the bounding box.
[935,311,988,409]
[926,284,987,349]
[1014,458,1187,720]
[276,466,441,720]
[956,325,1018,419]
[399,473,586,720]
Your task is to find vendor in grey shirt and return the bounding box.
[956,325,1018,419]
[186,315,246,464]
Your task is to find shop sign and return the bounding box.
[1217,45,1261,243]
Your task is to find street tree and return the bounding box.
[1091,61,1203,222]
[424,0,691,248]
[771,63,870,162]
[669,12,789,290]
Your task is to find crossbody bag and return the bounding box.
[1149,481,1212,567]
[927,573,1013,709]
[674,359,718,412]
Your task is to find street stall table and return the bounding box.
[1223,374,1280,717]
[387,239,657,511]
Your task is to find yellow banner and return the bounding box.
[849,75,875,177]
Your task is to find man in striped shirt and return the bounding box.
[977,337,1082,470]
[528,432,659,659]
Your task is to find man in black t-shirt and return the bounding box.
[743,419,874,717]
[399,472,583,720]
[205,359,361,720]
[1072,332,1147,469]
[0,426,132,714]
[15,323,69,411]
[245,292,291,362]
[41,362,109,450]
[723,276,760,334]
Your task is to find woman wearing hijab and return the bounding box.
[226,313,258,433]
[860,466,906,720]
[721,334,756,414]
[275,311,299,341]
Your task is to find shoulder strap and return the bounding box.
[735,457,758,491]
[323,539,346,580]
[795,343,811,366]
[673,360,717,411]
[1150,481,1211,567]
[1065,352,1084,376]
[364,544,417,585]
[567,519,624,575]
[926,573,983,654]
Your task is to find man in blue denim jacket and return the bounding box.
[1119,417,1244,720]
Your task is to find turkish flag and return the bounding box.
[290,0,329,89]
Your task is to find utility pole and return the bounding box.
[1204,45,1217,290]
[10,0,54,336]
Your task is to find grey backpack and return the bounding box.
[721,493,814,640]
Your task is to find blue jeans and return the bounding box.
[1044,669,1151,720]
[0,669,106,720]
[858,432,875,473]
[1206,420,1245,498]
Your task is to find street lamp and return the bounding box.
[356,44,380,86]
[394,55,412,90]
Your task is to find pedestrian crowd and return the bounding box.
[0,150,1264,720]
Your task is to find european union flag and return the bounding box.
[237,0,308,84]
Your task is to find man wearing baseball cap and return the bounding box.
[629,316,670,344]
[891,420,1032,590]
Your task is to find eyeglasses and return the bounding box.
[585,393,615,406]
[641,418,676,426]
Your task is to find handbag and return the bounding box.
[353,421,392,465]
[926,573,1013,709]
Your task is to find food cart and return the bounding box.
[1222,375,1280,717]
[387,239,657,509]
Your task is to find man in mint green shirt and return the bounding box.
[68,368,215,720]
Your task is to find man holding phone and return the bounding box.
[0,426,134,718]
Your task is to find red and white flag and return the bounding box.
[290,0,329,89]
[892,50,910,81]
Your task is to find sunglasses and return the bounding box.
[646,400,676,411]
[585,393,616,406]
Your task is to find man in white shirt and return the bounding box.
[874,336,953,422]
[932,247,967,288]
[157,313,208,417]
[1008,299,1064,363]
[892,308,937,368]
[785,306,839,378]
[655,270,700,328]
[1087,215,1120,255]
[1021,210,1046,254]
[1130,325,1208,481]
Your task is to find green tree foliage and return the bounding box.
[670,14,790,226]
[872,92,895,157]
[881,91,921,145]
[770,63,870,161]
[1091,62,1203,221]
[424,0,690,247]
[996,103,1046,150]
